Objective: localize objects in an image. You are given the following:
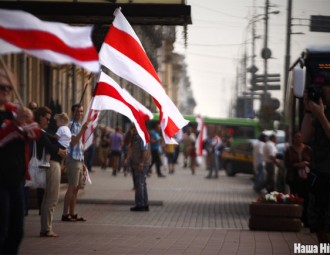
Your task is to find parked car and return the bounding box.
[221,139,257,177]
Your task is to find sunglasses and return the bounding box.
[0,84,13,92]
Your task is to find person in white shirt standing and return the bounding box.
[253,133,267,192]
[263,134,279,192]
[255,134,279,193]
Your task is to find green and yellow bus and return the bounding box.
[151,113,261,146]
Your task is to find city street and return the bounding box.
[21,160,318,255]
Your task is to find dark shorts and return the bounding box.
[166,153,175,164]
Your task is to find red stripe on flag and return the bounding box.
[95,82,150,142]
[104,26,161,84]
[0,26,98,62]
[164,116,180,138]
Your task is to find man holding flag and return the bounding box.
[62,104,89,222]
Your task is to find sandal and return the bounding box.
[70,214,87,222]
[40,230,59,237]
[61,214,75,222]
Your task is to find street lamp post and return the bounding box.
[261,0,280,102]
[260,0,279,128]
[262,0,272,103]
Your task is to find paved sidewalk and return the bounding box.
[20,164,318,255]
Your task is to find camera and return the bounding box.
[307,84,323,103]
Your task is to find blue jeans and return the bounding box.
[0,181,24,254]
[254,163,265,189]
[208,154,219,177]
[133,166,148,207]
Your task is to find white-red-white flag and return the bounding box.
[122,88,153,122]
[91,71,150,144]
[99,8,188,143]
[82,99,100,150]
[0,9,99,72]
[196,115,207,156]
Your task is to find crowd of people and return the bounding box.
[1,64,329,254]
[0,66,93,252]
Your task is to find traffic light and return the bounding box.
[258,97,281,128]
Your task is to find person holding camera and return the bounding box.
[301,72,330,244]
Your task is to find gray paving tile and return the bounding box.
[20,162,318,254]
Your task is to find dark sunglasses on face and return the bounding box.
[0,84,13,92]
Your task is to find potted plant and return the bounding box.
[249,191,303,232]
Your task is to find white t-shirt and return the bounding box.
[56,126,72,149]
[263,140,277,163]
[253,141,265,168]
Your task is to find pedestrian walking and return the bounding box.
[189,141,197,175]
[99,126,111,169]
[109,126,123,176]
[149,123,165,177]
[165,143,177,174]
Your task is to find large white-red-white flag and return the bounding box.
[99,8,188,143]
[91,71,151,144]
[121,88,154,122]
[0,9,99,72]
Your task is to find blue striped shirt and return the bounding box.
[68,120,84,161]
